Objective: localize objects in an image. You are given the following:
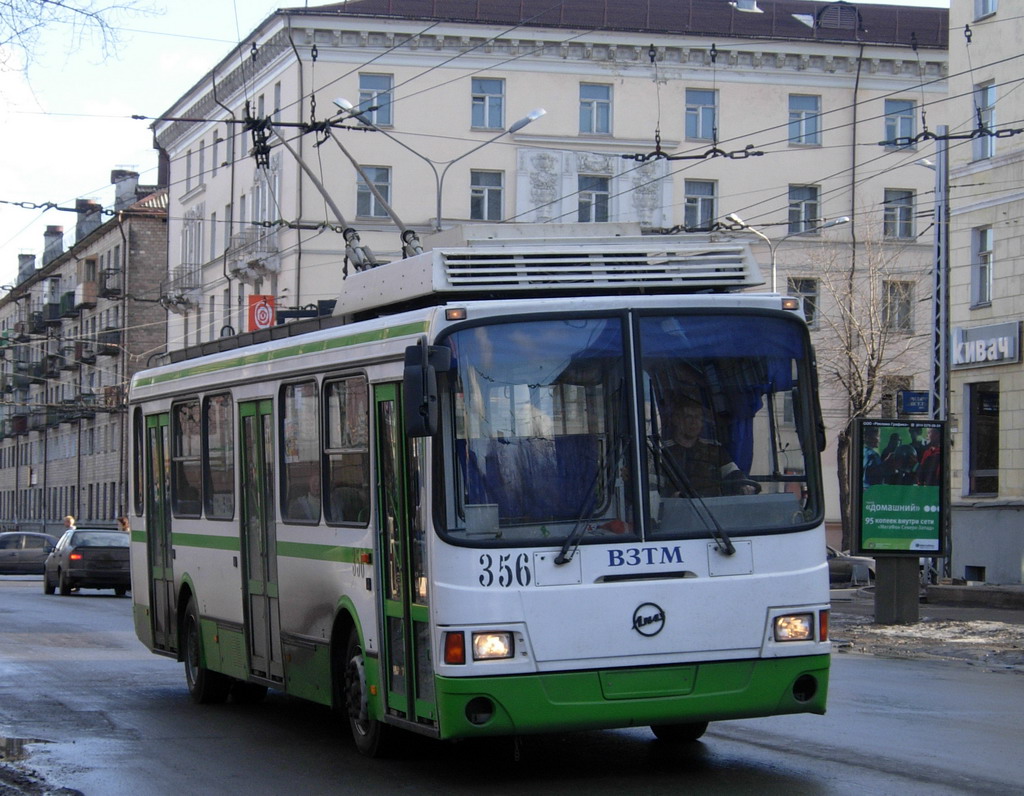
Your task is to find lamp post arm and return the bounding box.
[435,127,511,231]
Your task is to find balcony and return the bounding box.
[29,361,46,385]
[103,385,124,410]
[75,281,97,309]
[61,345,79,370]
[43,303,60,327]
[29,310,45,334]
[160,265,202,315]
[227,227,280,286]
[11,413,28,436]
[76,342,97,365]
[97,328,120,356]
[99,268,122,298]
[60,291,78,319]
[46,354,63,378]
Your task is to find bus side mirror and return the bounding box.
[403,341,451,437]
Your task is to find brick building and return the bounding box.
[0,171,167,532]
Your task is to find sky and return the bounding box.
[0,0,949,288]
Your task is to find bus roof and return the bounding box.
[333,225,763,320]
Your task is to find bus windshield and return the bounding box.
[442,312,820,546]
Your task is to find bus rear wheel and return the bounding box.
[650,721,709,742]
[183,597,231,704]
[343,628,392,757]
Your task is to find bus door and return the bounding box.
[238,399,284,683]
[373,383,435,726]
[145,413,176,653]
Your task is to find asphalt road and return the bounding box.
[2,576,1023,795]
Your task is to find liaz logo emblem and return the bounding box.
[632,602,666,637]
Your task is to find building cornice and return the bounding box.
[155,15,947,151]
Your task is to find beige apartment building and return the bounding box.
[154,0,948,535]
[945,0,1023,584]
[0,173,167,533]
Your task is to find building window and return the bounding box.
[471,78,504,129]
[359,73,393,126]
[974,83,996,160]
[972,226,993,307]
[683,180,716,230]
[356,166,391,218]
[883,280,913,332]
[185,149,193,192]
[578,175,609,222]
[975,0,997,20]
[685,89,717,141]
[787,185,819,234]
[967,382,999,495]
[470,170,503,221]
[884,99,916,147]
[579,84,611,134]
[787,277,819,327]
[788,94,821,145]
[883,189,914,239]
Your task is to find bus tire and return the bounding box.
[650,721,709,742]
[343,627,391,757]
[183,598,231,705]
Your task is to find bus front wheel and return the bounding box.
[343,628,392,757]
[650,721,709,742]
[183,598,231,705]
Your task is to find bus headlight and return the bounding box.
[472,632,514,660]
[774,613,814,641]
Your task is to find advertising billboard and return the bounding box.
[852,418,945,556]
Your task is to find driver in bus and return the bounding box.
[659,395,757,497]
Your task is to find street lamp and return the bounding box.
[333,99,546,232]
[726,213,850,293]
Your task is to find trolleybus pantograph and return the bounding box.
[129,225,831,756]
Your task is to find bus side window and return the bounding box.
[324,376,370,526]
[172,399,202,517]
[281,381,320,523]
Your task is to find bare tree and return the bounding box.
[0,0,149,69]
[808,227,931,550]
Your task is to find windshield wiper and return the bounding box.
[649,437,735,556]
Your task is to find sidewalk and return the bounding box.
[829,585,1024,671]
[830,584,1024,625]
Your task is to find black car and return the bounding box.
[43,528,131,596]
[0,532,58,575]
[827,545,875,585]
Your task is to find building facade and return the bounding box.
[153,0,948,535]
[0,172,167,533]
[946,0,1023,584]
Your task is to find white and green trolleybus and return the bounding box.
[129,227,831,756]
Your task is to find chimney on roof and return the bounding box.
[111,169,140,210]
[75,199,103,243]
[43,226,64,265]
[17,254,36,284]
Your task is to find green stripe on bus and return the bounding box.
[135,531,365,562]
[275,541,370,563]
[171,533,240,551]
[134,320,429,387]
